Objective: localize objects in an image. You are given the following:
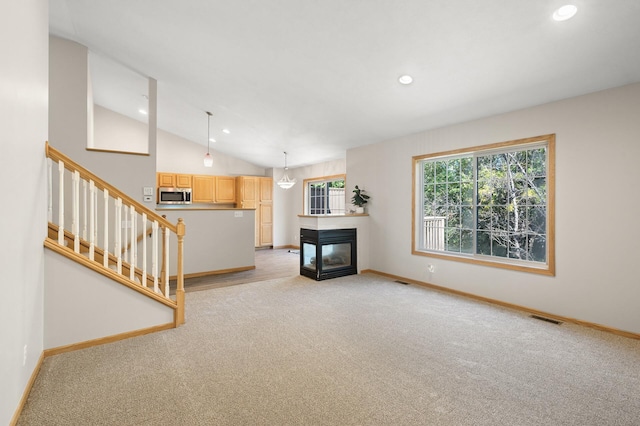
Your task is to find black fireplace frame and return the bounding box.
[300,228,357,281]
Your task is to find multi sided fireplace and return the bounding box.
[300,228,357,280]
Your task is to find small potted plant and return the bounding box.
[351,185,370,214]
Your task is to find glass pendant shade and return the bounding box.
[203,152,213,167]
[277,173,296,189]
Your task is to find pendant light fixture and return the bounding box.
[277,151,296,189]
[203,111,213,167]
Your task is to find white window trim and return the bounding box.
[302,174,346,216]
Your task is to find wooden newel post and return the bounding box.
[176,218,186,325]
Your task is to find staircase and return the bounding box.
[44,142,185,352]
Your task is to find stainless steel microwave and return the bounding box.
[158,187,192,205]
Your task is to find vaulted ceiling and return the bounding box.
[49,1,640,168]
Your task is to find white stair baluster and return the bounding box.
[94,189,99,248]
[115,198,122,274]
[142,213,147,287]
[164,228,170,297]
[103,189,109,268]
[89,180,95,261]
[152,220,159,293]
[130,206,136,281]
[123,205,129,264]
[47,158,52,222]
[82,179,87,240]
[58,161,64,245]
[72,170,80,253]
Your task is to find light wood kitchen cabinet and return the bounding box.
[157,173,174,188]
[260,202,273,246]
[192,175,215,203]
[215,176,236,203]
[161,173,235,204]
[236,176,273,247]
[176,174,192,188]
[236,176,258,209]
[259,177,273,246]
[157,172,192,189]
[260,176,273,203]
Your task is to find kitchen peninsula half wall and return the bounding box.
[159,208,256,278]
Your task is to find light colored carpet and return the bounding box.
[19,274,640,425]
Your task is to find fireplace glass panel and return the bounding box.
[302,242,317,271]
[321,243,351,270]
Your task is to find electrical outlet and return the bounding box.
[427,264,435,273]
[234,211,243,218]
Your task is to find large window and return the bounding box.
[304,175,346,215]
[412,134,555,275]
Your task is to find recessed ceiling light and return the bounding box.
[553,5,577,21]
[138,109,147,115]
[398,75,413,85]
[209,138,216,143]
[222,128,230,134]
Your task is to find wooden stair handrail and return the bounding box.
[45,141,175,233]
[45,142,185,327]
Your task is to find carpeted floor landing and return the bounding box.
[18,273,640,425]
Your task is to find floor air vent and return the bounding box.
[394,280,410,285]
[530,315,562,325]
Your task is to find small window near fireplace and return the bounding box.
[303,175,346,215]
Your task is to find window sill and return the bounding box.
[412,248,554,276]
[298,213,369,218]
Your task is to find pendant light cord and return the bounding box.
[206,111,212,154]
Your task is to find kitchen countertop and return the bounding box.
[155,204,254,211]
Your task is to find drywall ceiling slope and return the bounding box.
[49,0,640,168]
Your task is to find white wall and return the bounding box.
[347,82,640,335]
[274,159,346,248]
[93,102,267,177]
[93,104,148,153]
[49,36,157,205]
[44,251,175,349]
[160,209,256,274]
[0,0,48,423]
[49,36,269,283]
[157,129,266,177]
[273,167,296,248]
